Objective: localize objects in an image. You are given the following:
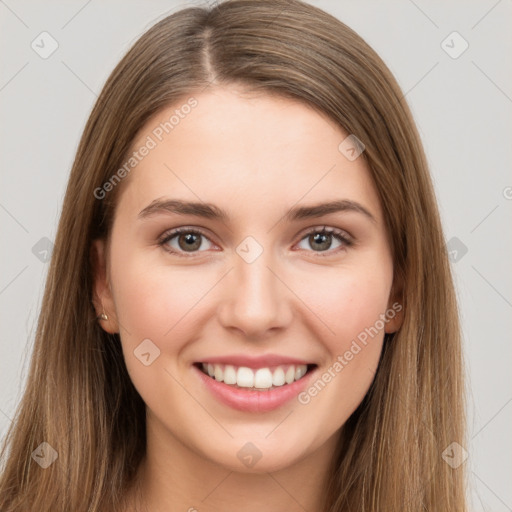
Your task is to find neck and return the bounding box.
[125,413,339,512]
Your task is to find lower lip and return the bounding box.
[193,364,316,413]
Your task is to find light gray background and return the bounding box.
[1,1,511,510]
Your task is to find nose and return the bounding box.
[217,247,293,340]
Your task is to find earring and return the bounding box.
[98,308,108,321]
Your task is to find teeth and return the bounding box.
[254,368,273,388]
[295,365,307,380]
[285,366,295,384]
[237,367,254,387]
[214,365,223,382]
[199,363,309,389]
[272,367,285,386]
[223,365,237,385]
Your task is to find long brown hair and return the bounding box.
[0,1,467,510]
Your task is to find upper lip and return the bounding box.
[195,354,316,369]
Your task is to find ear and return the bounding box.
[385,271,404,334]
[90,238,119,334]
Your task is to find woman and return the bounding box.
[0,0,467,510]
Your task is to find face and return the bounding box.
[93,86,402,473]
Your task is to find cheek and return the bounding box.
[111,242,393,354]
[293,263,392,351]
[110,254,204,343]
[108,251,205,403]
[292,264,393,417]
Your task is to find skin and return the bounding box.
[92,85,403,512]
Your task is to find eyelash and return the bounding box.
[157,226,353,258]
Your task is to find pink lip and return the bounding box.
[195,354,314,369]
[193,364,317,413]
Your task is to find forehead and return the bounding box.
[117,86,383,225]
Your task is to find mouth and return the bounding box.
[194,362,317,391]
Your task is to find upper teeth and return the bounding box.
[201,363,308,389]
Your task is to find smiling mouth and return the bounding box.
[194,362,317,391]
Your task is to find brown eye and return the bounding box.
[158,226,352,258]
[159,228,214,256]
[308,232,333,251]
[296,227,352,256]
[176,232,202,252]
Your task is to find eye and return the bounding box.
[295,226,352,256]
[158,227,215,257]
[158,225,353,258]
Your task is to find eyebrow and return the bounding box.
[138,198,377,224]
